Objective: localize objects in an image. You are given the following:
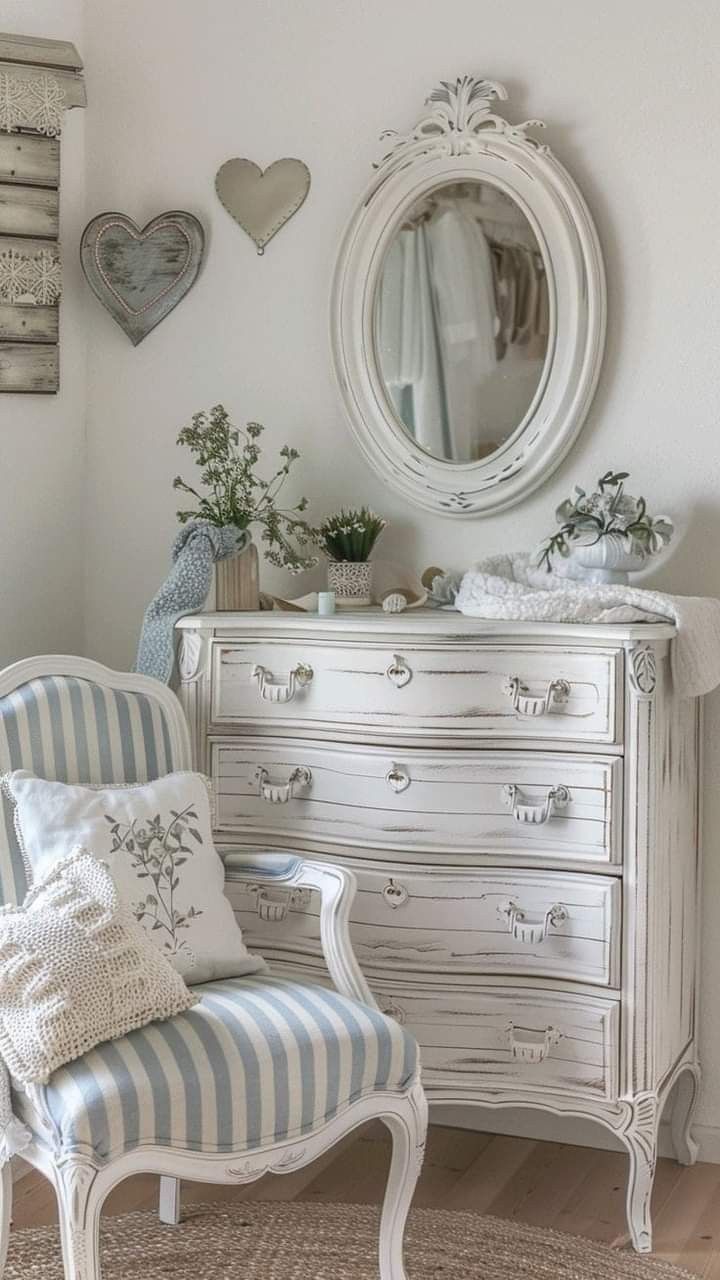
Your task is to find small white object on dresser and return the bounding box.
[176,609,702,1253]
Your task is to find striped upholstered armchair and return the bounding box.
[0,656,426,1280]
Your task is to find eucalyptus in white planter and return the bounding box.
[535,470,673,584]
[315,507,386,607]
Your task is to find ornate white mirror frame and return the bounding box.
[331,76,606,516]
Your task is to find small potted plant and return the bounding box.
[173,405,317,609]
[314,507,386,606]
[535,469,673,583]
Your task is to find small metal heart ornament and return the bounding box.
[215,158,311,254]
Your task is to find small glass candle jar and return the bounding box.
[317,591,336,616]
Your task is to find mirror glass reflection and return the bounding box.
[373,181,550,463]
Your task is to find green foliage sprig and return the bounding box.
[535,470,674,573]
[173,404,317,573]
[314,507,386,562]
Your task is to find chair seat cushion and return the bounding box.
[15,975,418,1164]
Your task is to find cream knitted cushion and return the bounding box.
[0,848,198,1086]
[2,770,267,986]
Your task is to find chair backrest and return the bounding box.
[0,655,192,906]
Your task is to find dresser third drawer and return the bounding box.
[226,864,621,987]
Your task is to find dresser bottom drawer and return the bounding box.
[373,985,619,1102]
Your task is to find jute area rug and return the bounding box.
[6,1200,695,1279]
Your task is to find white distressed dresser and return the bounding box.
[175,609,701,1252]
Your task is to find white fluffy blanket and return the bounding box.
[455,553,720,698]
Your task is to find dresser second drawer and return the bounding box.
[226,864,621,987]
[213,738,622,866]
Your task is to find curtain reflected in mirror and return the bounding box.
[373,181,550,464]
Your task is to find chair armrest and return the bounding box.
[222,850,377,1010]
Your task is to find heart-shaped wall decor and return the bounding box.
[80,211,205,345]
[215,158,311,254]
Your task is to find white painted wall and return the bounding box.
[0,1,86,666]
[10,0,720,1154]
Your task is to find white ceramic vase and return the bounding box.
[570,533,646,585]
[327,560,373,607]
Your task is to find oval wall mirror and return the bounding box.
[331,77,606,516]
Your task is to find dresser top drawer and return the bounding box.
[209,638,623,746]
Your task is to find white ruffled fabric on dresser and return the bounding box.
[176,608,703,1253]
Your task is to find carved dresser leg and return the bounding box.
[55,1159,101,1280]
[671,1064,701,1166]
[0,1165,11,1277]
[622,1093,659,1253]
[379,1080,428,1280]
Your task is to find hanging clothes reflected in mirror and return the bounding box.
[373,181,550,464]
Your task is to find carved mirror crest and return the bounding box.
[331,77,606,516]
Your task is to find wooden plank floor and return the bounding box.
[12,1124,720,1275]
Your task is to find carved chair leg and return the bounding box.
[0,1165,11,1277]
[378,1082,428,1280]
[671,1064,701,1166]
[621,1093,659,1254]
[159,1176,182,1225]
[55,1160,101,1280]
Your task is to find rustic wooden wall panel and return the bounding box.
[0,134,59,185]
[0,183,59,236]
[0,341,58,391]
[0,32,85,394]
[0,302,57,343]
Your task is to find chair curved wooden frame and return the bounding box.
[0,655,428,1280]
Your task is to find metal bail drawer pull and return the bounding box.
[502,676,570,717]
[253,886,311,922]
[507,1022,562,1064]
[499,899,568,944]
[251,663,313,703]
[501,783,570,825]
[256,765,312,804]
[386,654,412,688]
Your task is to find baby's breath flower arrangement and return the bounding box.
[173,404,317,573]
[314,507,386,563]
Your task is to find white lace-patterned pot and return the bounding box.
[327,560,373,607]
[570,533,646,585]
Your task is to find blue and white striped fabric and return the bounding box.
[17,975,417,1163]
[0,675,178,906]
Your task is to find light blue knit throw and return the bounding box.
[136,521,250,683]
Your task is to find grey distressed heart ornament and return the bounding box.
[80,211,205,345]
[215,158,311,254]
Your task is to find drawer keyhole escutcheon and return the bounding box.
[255,765,312,804]
[502,676,571,717]
[251,662,314,703]
[386,654,412,688]
[507,1022,562,1064]
[501,783,570,824]
[498,899,568,944]
[378,995,407,1024]
[382,878,409,909]
[386,764,411,793]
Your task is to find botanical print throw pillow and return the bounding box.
[0,848,198,1086]
[2,770,266,986]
